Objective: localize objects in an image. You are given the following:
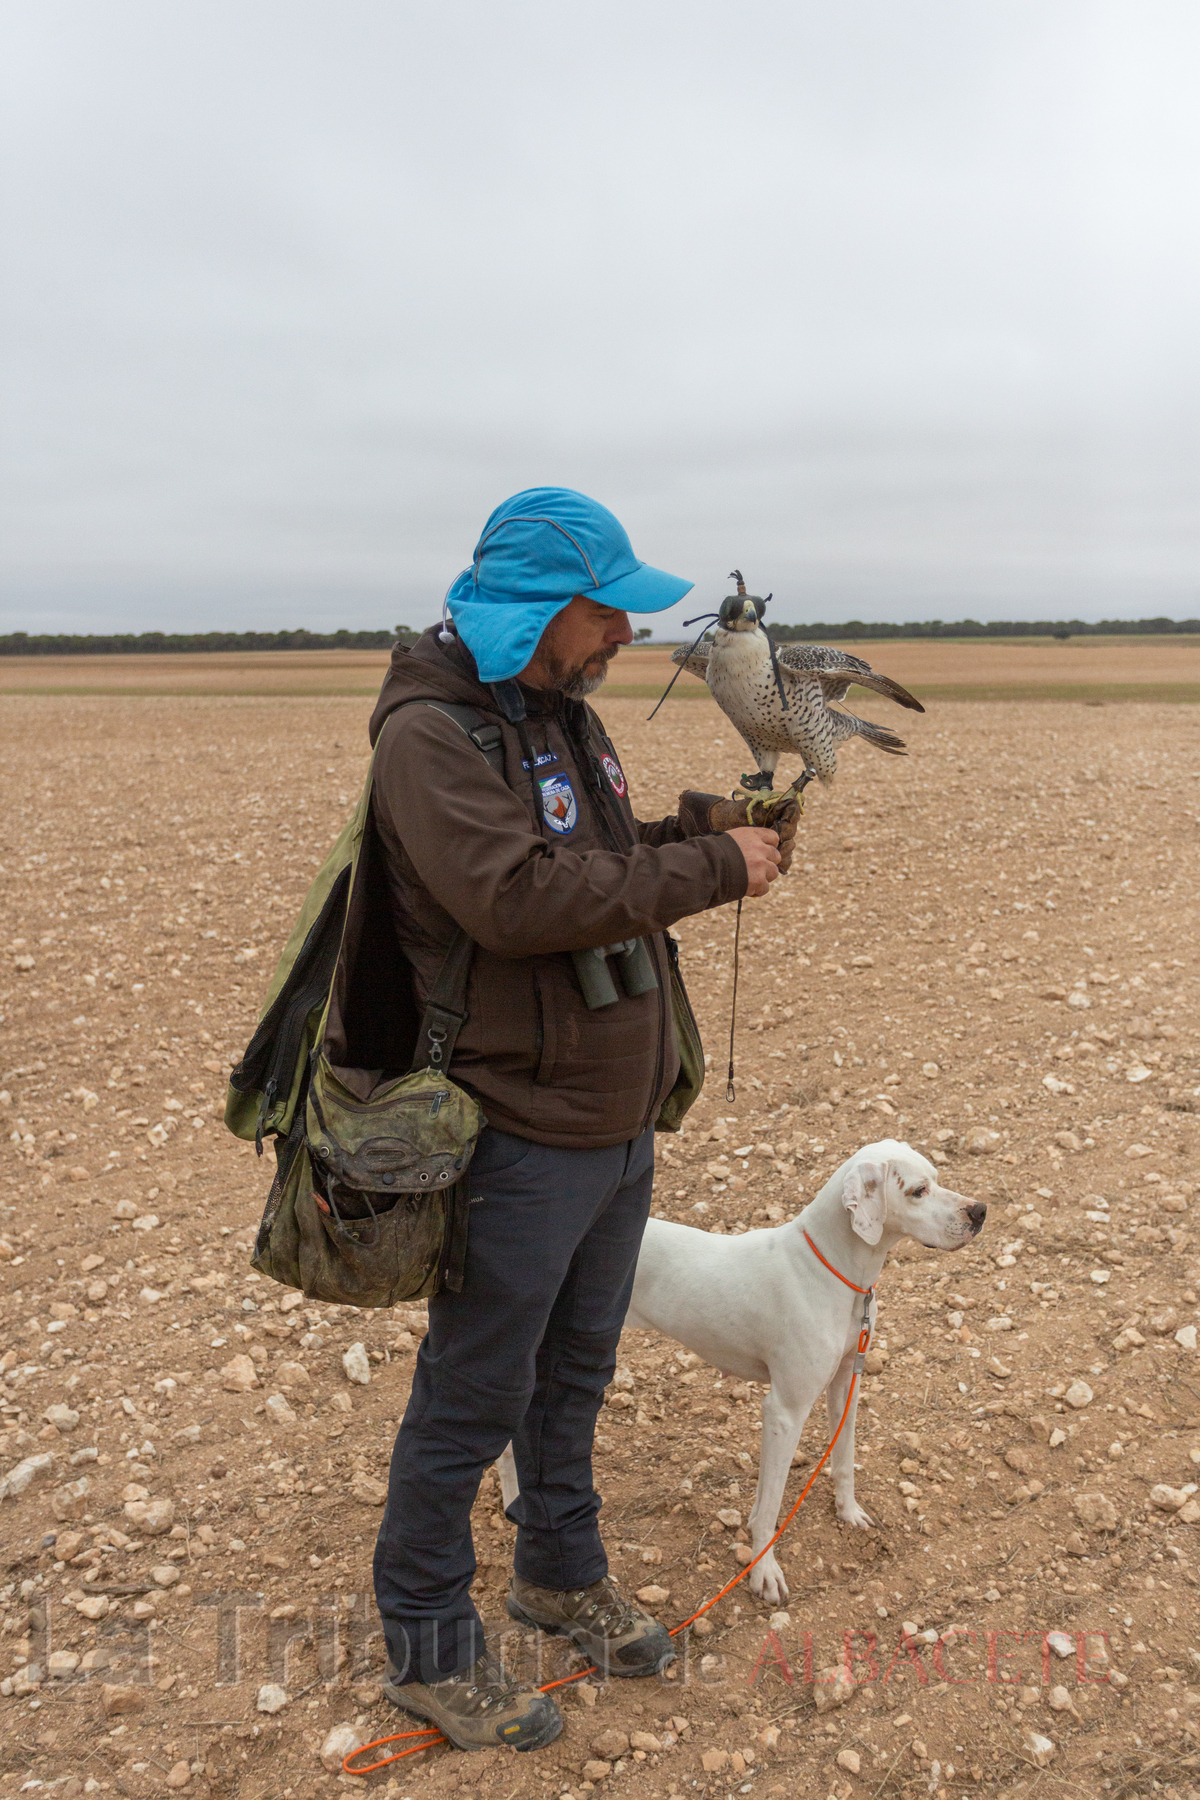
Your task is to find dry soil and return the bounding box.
[2,683,1200,1800]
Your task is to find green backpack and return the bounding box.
[224,703,499,1307]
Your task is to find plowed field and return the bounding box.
[2,682,1199,1800]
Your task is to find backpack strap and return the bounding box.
[383,700,505,1072]
[415,700,505,777]
[410,927,475,1074]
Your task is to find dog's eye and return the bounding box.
[911,1185,928,1199]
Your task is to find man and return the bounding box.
[368,488,796,1751]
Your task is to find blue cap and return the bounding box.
[444,487,693,684]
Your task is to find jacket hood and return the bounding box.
[370,625,580,745]
[369,627,496,746]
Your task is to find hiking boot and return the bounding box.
[381,1649,562,1752]
[506,1574,675,1677]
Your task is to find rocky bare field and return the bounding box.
[2,687,1200,1800]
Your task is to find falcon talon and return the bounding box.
[744,795,785,826]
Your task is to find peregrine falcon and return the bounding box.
[672,574,925,790]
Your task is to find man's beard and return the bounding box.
[541,643,618,700]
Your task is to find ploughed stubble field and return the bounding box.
[2,675,1200,1800]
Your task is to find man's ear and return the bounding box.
[842,1161,886,1245]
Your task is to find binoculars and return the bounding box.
[571,938,658,1010]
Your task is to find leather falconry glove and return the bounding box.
[708,792,801,874]
[672,788,802,871]
[676,790,801,875]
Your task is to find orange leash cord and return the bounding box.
[345,1300,872,1777]
[801,1229,872,1295]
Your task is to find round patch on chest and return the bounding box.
[601,753,627,798]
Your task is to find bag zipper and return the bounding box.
[233,863,351,1151]
[251,968,337,1153]
[309,1083,453,1119]
[254,1077,277,1155]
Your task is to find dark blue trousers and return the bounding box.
[373,1125,655,1684]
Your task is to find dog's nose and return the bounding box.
[966,1203,987,1229]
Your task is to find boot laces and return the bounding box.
[446,1649,522,1716]
[575,1577,641,1636]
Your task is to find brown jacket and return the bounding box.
[365,627,747,1147]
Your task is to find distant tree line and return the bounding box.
[3,616,1198,656]
[767,616,1200,642]
[0,626,420,656]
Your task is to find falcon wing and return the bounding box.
[776,643,873,676]
[670,642,712,682]
[776,642,924,713]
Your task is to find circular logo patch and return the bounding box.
[601,753,627,798]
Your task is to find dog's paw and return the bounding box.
[836,1497,874,1530]
[748,1553,789,1606]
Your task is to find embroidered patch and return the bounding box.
[520,750,559,771]
[601,753,627,798]
[539,772,578,834]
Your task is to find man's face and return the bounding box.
[520,595,634,697]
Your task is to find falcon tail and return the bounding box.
[838,711,909,757]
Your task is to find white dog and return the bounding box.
[498,1139,984,1606]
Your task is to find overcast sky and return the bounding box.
[2,0,1199,636]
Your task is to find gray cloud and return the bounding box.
[2,0,1198,634]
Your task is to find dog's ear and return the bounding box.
[842,1161,886,1245]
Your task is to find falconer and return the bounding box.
[369,488,797,1752]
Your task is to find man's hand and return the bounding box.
[726,826,782,897]
[709,794,801,874]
